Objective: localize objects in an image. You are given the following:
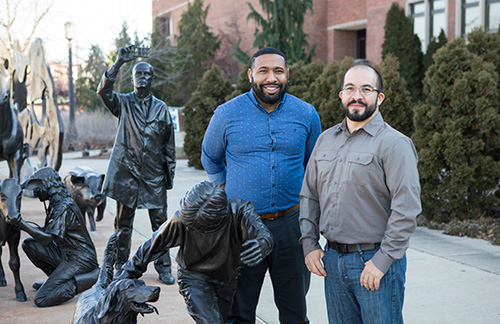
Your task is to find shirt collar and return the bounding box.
[338,112,384,137]
[248,88,287,113]
[134,92,152,103]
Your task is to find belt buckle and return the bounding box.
[268,211,279,220]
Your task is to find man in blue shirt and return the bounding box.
[201,47,321,324]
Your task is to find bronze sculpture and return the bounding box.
[6,167,99,307]
[0,59,24,179]
[12,39,64,172]
[118,181,273,323]
[97,44,176,285]
[64,166,107,232]
[0,178,27,302]
[73,233,160,324]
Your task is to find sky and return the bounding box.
[4,0,153,64]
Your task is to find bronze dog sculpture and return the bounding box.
[72,233,160,324]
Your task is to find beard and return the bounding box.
[252,78,288,105]
[341,97,378,122]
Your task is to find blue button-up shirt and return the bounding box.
[201,90,321,215]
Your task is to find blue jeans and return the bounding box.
[323,244,406,324]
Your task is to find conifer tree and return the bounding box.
[111,22,135,94]
[376,54,414,136]
[466,28,500,87]
[235,0,316,64]
[423,29,447,72]
[382,2,423,101]
[75,44,108,111]
[225,61,252,101]
[413,38,500,222]
[173,0,219,106]
[183,65,232,169]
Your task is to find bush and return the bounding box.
[413,38,500,222]
[288,60,324,100]
[306,57,354,131]
[376,54,414,136]
[183,65,232,169]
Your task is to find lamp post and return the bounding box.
[65,21,76,128]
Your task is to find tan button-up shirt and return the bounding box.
[299,113,421,273]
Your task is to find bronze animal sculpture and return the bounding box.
[0,178,27,302]
[73,233,160,324]
[12,38,64,172]
[64,166,107,232]
[0,60,24,179]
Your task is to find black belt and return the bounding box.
[328,241,380,254]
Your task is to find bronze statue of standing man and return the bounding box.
[97,45,176,285]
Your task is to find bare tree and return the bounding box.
[0,0,53,58]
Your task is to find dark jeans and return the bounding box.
[178,269,238,324]
[323,245,406,324]
[114,202,171,274]
[227,208,310,324]
[22,238,97,307]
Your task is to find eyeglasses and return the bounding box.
[342,85,380,96]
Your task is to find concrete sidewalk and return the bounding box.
[1,153,500,323]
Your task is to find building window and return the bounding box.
[486,0,500,32]
[160,16,172,40]
[459,0,500,36]
[410,1,426,47]
[461,0,480,35]
[430,0,446,38]
[409,0,449,51]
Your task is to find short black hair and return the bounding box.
[342,63,384,93]
[251,47,287,69]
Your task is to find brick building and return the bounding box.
[152,0,499,65]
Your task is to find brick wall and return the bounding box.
[152,0,459,66]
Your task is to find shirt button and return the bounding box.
[356,157,360,161]
[339,159,343,163]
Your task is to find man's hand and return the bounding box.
[305,249,326,277]
[240,239,265,266]
[360,259,384,290]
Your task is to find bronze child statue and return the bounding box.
[6,167,99,307]
[118,181,274,323]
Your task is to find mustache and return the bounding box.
[348,99,367,107]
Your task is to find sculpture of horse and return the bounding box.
[0,59,24,179]
[0,178,27,302]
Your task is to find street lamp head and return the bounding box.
[65,21,74,41]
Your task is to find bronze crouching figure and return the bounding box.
[7,167,99,307]
[118,181,274,323]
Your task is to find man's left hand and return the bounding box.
[360,259,384,291]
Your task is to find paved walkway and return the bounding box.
[1,152,500,323]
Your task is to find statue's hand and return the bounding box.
[240,239,266,266]
[5,213,22,226]
[116,45,136,65]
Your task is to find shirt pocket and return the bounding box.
[314,150,338,183]
[345,152,375,187]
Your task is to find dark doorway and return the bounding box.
[356,29,366,59]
